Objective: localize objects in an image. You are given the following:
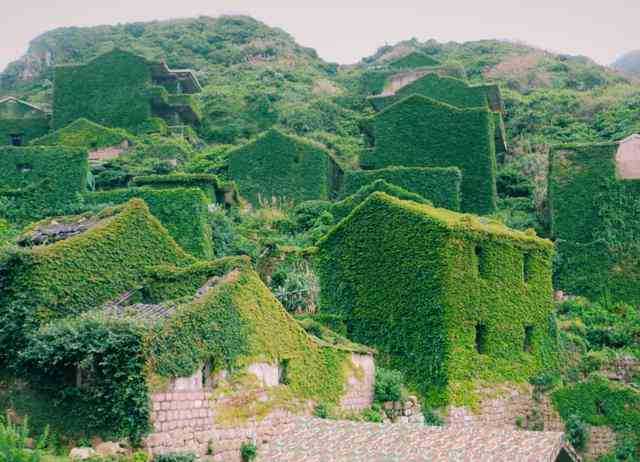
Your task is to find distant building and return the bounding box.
[52,49,202,131]
[360,95,498,214]
[0,96,50,146]
[227,129,343,206]
[550,137,640,304]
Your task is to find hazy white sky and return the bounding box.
[2,0,639,71]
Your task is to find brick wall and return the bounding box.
[145,352,374,460]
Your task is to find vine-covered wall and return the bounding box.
[341,166,461,211]
[0,146,89,223]
[0,99,50,146]
[31,118,132,149]
[315,192,556,406]
[130,173,220,203]
[0,199,195,364]
[549,143,640,304]
[86,187,213,259]
[370,73,496,111]
[227,129,342,205]
[389,52,440,69]
[361,95,497,214]
[52,49,154,130]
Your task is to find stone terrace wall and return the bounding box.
[444,385,618,460]
[145,353,374,460]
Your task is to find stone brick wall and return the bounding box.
[340,353,375,411]
[145,353,374,460]
[443,385,618,460]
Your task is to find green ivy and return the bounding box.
[340,166,461,211]
[549,143,640,304]
[315,192,557,406]
[332,179,432,221]
[86,187,213,259]
[0,119,50,146]
[0,199,195,364]
[389,52,440,69]
[30,118,133,150]
[360,95,497,214]
[227,129,342,205]
[131,173,220,203]
[0,146,89,223]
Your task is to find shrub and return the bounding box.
[361,404,383,423]
[565,414,589,451]
[240,441,257,462]
[422,407,444,426]
[0,416,48,462]
[152,453,197,462]
[313,402,330,419]
[374,368,404,403]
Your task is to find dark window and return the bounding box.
[523,253,534,282]
[524,325,534,352]
[596,399,606,416]
[10,134,22,146]
[16,163,32,173]
[202,360,214,389]
[475,324,487,354]
[279,359,290,385]
[474,245,485,277]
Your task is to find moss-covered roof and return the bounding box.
[30,118,133,149]
[330,191,551,247]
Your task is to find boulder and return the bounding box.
[96,441,127,457]
[69,447,96,460]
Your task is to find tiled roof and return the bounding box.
[258,418,576,462]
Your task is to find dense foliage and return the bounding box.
[87,187,213,259]
[0,146,89,223]
[31,117,133,149]
[227,129,342,205]
[340,166,461,211]
[549,143,640,304]
[361,95,497,214]
[131,173,221,203]
[315,192,556,406]
[0,200,194,363]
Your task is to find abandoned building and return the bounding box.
[52,48,202,132]
[360,95,498,214]
[550,136,640,305]
[31,117,133,163]
[315,192,556,403]
[0,145,89,223]
[0,96,50,146]
[369,72,507,157]
[227,129,343,205]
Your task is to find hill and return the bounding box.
[611,50,640,78]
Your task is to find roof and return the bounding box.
[0,96,49,114]
[258,418,577,462]
[323,192,551,248]
[618,133,640,144]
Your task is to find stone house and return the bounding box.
[315,192,556,404]
[0,96,50,146]
[52,49,202,131]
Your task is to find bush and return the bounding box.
[240,441,257,462]
[313,402,330,419]
[361,404,383,423]
[152,453,197,462]
[374,368,404,403]
[422,407,444,426]
[565,414,589,451]
[0,416,48,462]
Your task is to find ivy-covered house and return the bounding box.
[549,139,640,304]
[0,145,89,223]
[369,72,507,158]
[52,49,202,131]
[0,97,50,146]
[227,129,343,206]
[31,118,133,162]
[360,95,498,214]
[315,192,556,406]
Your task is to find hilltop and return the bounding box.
[612,50,640,78]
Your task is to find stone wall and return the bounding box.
[145,353,374,460]
[339,353,375,411]
[443,385,618,460]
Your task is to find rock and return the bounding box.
[69,447,96,460]
[95,441,127,457]
[24,437,33,449]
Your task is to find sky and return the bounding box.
[2,0,639,72]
